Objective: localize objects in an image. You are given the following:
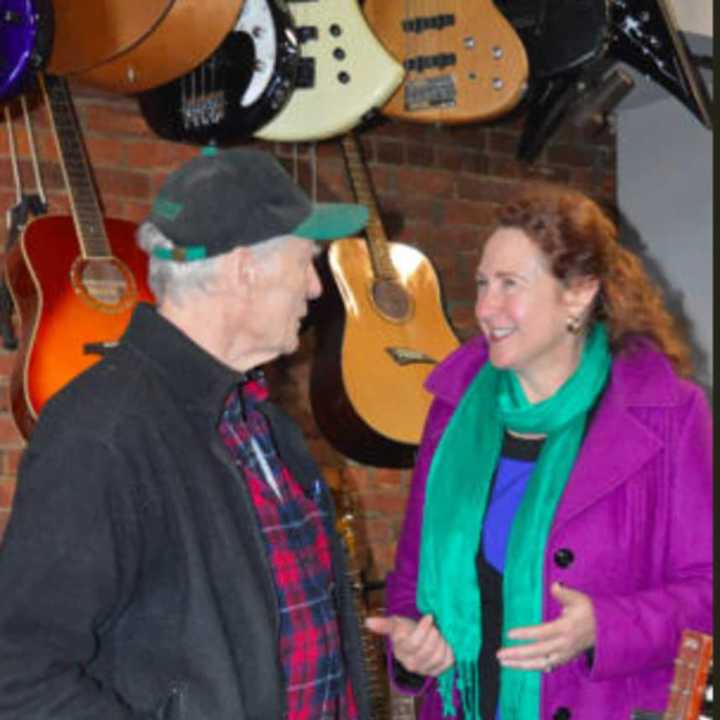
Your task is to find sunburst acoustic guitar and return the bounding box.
[362,0,529,124]
[4,74,154,439]
[310,132,459,468]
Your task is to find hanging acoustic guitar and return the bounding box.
[4,74,154,439]
[362,0,529,123]
[310,132,459,468]
[48,0,245,94]
[137,0,299,144]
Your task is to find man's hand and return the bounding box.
[365,613,455,677]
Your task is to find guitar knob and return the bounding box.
[2,10,22,24]
[252,26,263,38]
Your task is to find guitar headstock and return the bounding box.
[665,629,713,720]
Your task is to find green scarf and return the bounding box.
[416,323,610,719]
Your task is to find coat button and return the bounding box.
[553,548,574,568]
[553,708,571,720]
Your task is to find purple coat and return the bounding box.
[386,335,713,720]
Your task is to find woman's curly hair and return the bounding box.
[492,183,693,377]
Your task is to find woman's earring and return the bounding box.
[566,315,582,335]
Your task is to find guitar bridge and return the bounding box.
[181,91,226,129]
[405,75,456,110]
[386,347,438,366]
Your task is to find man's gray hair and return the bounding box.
[136,222,295,304]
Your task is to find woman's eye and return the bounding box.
[502,277,517,289]
[476,278,488,290]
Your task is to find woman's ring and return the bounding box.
[543,655,553,673]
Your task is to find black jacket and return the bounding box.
[0,303,370,720]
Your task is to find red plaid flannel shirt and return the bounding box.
[218,374,358,720]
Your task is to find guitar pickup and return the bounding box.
[295,57,316,88]
[83,341,119,356]
[295,26,318,43]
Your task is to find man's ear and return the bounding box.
[226,246,255,292]
[563,275,600,319]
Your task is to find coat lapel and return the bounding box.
[550,354,665,533]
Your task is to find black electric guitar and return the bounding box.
[503,0,711,161]
[137,0,299,144]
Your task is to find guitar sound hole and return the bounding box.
[371,280,410,322]
[76,259,132,309]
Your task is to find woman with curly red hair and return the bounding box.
[367,184,712,720]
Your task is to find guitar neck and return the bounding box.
[663,630,713,720]
[339,132,395,280]
[39,74,110,259]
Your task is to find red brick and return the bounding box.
[84,105,154,138]
[95,168,151,201]
[375,140,405,165]
[85,136,127,167]
[405,141,435,167]
[0,414,23,446]
[0,477,15,508]
[0,510,9,541]
[457,176,515,204]
[394,166,456,199]
[442,199,497,226]
[126,139,198,170]
[3,448,23,475]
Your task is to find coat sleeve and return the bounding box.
[586,386,714,681]
[0,431,157,720]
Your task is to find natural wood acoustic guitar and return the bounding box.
[48,0,245,94]
[631,629,713,720]
[4,74,154,439]
[362,0,529,124]
[310,132,459,468]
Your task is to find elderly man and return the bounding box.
[0,148,371,720]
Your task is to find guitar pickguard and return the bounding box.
[237,0,278,107]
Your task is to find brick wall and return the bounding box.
[0,81,616,587]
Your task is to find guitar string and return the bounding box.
[21,94,47,206]
[3,104,23,210]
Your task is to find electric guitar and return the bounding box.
[512,0,711,161]
[138,0,299,145]
[254,0,404,142]
[333,474,390,719]
[362,0,529,124]
[631,629,713,720]
[310,132,459,468]
[0,0,53,102]
[4,74,154,439]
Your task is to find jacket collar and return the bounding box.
[426,333,681,410]
[426,333,682,530]
[120,303,246,417]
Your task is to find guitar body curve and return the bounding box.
[138,0,299,145]
[254,0,404,143]
[363,0,528,124]
[69,0,245,94]
[5,215,153,438]
[311,239,458,468]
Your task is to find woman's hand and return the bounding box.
[496,582,597,672]
[365,613,455,677]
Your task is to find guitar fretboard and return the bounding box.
[340,132,396,281]
[40,74,110,260]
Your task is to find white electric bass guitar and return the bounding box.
[254,0,404,142]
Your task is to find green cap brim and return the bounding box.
[292,203,368,241]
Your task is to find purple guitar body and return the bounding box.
[0,0,53,101]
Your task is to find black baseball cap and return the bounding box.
[148,147,368,261]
